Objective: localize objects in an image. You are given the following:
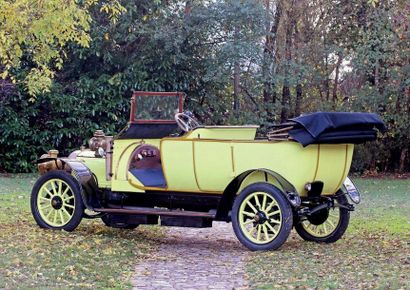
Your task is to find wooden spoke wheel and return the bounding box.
[31,171,84,231]
[295,195,350,243]
[232,183,293,251]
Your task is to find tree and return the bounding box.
[0,0,125,97]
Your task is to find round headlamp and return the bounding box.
[343,177,361,204]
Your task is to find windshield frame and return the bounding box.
[129,91,184,124]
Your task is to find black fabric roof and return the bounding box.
[288,112,386,146]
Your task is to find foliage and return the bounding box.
[247,177,410,289]
[0,174,163,288]
[0,0,125,97]
[0,0,408,173]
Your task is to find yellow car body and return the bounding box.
[77,127,353,197]
[32,91,374,251]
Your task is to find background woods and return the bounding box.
[0,0,409,173]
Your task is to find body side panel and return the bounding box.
[314,144,354,194]
[184,127,257,140]
[160,139,199,191]
[78,157,110,188]
[111,139,160,192]
[193,141,233,192]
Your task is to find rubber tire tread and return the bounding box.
[232,182,293,251]
[30,170,84,232]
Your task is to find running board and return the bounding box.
[94,206,216,218]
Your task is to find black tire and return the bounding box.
[295,195,350,243]
[101,214,139,229]
[31,170,84,231]
[232,182,293,251]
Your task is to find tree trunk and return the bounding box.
[324,53,330,102]
[332,52,343,108]
[263,1,282,105]
[294,18,302,117]
[233,60,241,111]
[295,83,302,116]
[399,148,408,173]
[233,26,240,111]
[281,12,293,122]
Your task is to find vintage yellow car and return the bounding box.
[31,91,385,250]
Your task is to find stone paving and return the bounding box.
[131,222,249,290]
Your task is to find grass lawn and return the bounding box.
[247,178,410,289]
[0,174,163,289]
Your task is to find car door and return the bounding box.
[192,140,233,192]
[160,139,199,192]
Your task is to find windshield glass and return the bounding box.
[131,92,183,122]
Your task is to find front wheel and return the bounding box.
[295,195,350,243]
[232,183,293,251]
[31,171,84,231]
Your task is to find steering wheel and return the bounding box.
[175,112,200,132]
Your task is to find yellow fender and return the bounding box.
[215,168,300,221]
[37,157,99,211]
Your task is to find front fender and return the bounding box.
[61,158,102,210]
[37,157,100,210]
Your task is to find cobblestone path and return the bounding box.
[132,222,249,290]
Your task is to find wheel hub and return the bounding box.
[51,196,63,210]
[254,211,268,224]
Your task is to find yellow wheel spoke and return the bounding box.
[254,195,261,209]
[267,210,281,217]
[46,209,54,219]
[246,201,258,213]
[53,210,58,224]
[242,211,255,218]
[329,212,338,218]
[63,195,74,202]
[262,194,267,211]
[39,203,52,210]
[265,201,277,213]
[326,219,335,229]
[57,181,63,196]
[51,182,58,196]
[59,210,65,224]
[323,223,328,234]
[39,196,51,202]
[248,226,257,236]
[265,222,278,235]
[256,225,262,241]
[62,207,72,219]
[44,187,54,197]
[269,218,281,225]
[243,219,255,225]
[64,204,75,209]
[262,224,269,241]
[61,187,70,199]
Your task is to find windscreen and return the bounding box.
[133,94,182,121]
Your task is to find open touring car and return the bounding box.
[31,91,385,250]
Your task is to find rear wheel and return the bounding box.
[232,183,293,251]
[295,195,350,243]
[31,171,84,231]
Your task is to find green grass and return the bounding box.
[247,177,410,289]
[0,174,163,289]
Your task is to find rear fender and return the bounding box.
[215,169,300,221]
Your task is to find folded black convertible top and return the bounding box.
[286,112,386,147]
